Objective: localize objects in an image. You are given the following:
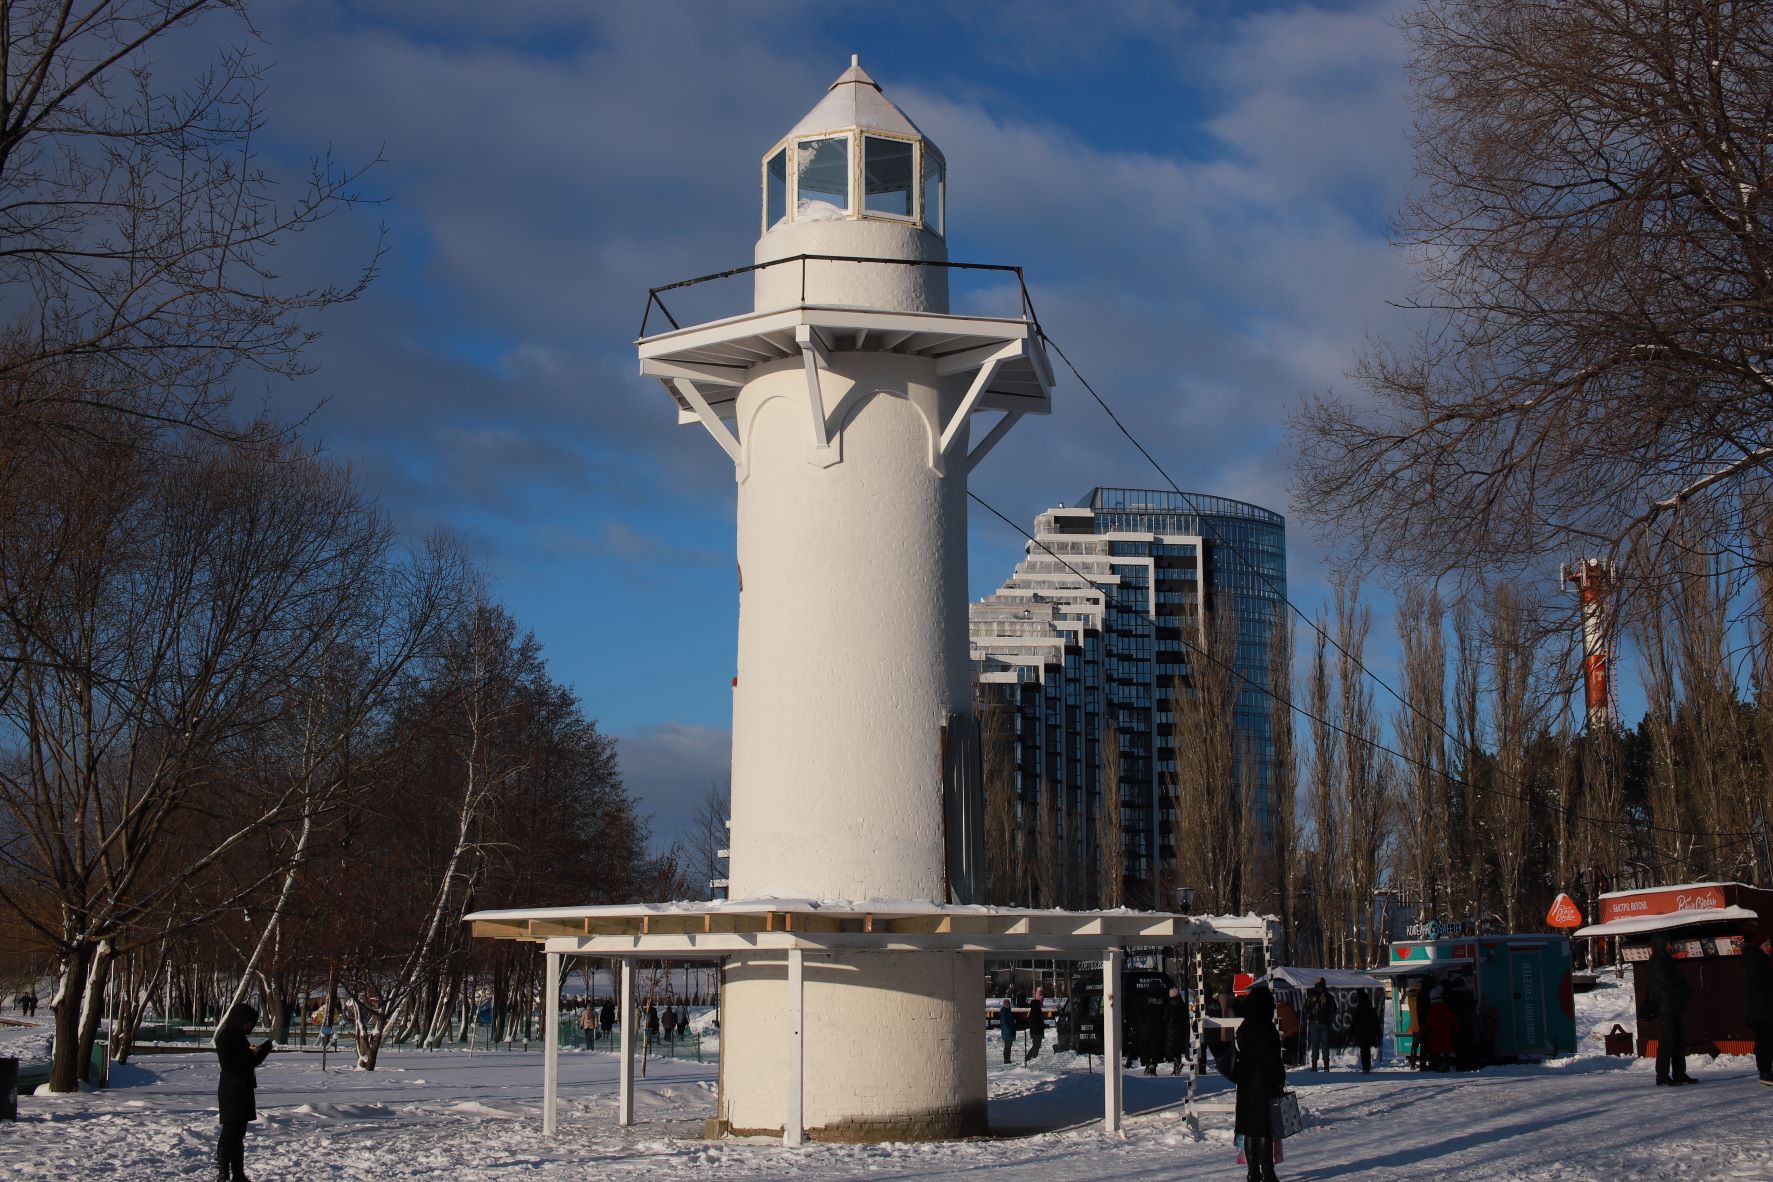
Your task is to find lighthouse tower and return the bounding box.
[638,59,1051,1140]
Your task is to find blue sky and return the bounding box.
[231,0,1441,847]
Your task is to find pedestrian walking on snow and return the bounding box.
[599,998,615,1037]
[998,996,1016,1064]
[1647,933,1698,1086]
[1304,978,1334,1071]
[213,1002,274,1182]
[578,1001,596,1048]
[1349,991,1381,1074]
[1234,986,1287,1182]
[1740,933,1773,1085]
[1024,987,1047,1062]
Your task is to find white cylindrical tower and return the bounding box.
[638,58,1050,1141]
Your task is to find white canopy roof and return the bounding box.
[1573,905,1759,940]
[1366,960,1475,978]
[782,57,940,160]
[464,897,1275,957]
[1256,966,1387,991]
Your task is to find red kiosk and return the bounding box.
[1574,881,1772,1058]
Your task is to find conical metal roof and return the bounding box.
[782,56,940,158]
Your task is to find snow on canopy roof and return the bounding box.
[1573,905,1759,940]
[1597,880,1749,900]
[463,896,1273,924]
[779,57,940,160]
[1255,966,1386,992]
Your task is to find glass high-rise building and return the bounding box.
[969,488,1286,908]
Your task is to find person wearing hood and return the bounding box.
[213,1002,274,1182]
[1647,932,1698,1085]
[997,995,1016,1064]
[1349,990,1382,1073]
[1234,986,1287,1182]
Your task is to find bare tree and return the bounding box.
[1294,0,1773,588]
[1099,717,1124,909]
[1305,617,1341,963]
[1335,577,1388,966]
[1172,610,1242,916]
[685,781,731,900]
[1485,584,1546,932]
[1395,584,1449,916]
[1037,776,1060,908]
[0,1,381,446]
[1266,614,1301,960]
[1448,601,1484,917]
[981,698,1018,905]
[0,427,422,1090]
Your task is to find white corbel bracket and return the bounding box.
[666,377,741,465]
[936,341,1025,470]
[795,324,840,468]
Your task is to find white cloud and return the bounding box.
[617,723,731,851]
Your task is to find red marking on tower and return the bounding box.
[1560,559,1616,728]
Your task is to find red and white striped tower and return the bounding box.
[1560,559,1617,728]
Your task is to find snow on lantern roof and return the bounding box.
[783,55,940,159]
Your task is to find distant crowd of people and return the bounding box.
[2,992,38,1016]
[571,998,693,1048]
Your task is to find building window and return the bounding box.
[923,153,945,235]
[863,135,914,218]
[765,148,788,230]
[796,135,849,218]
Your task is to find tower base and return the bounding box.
[717,949,986,1141]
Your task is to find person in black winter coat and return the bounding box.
[599,998,616,1036]
[1646,933,1697,1086]
[1303,979,1334,1071]
[1134,989,1166,1075]
[1742,934,1773,1084]
[1235,987,1286,1182]
[1348,990,1382,1074]
[1164,987,1191,1075]
[214,1002,274,1182]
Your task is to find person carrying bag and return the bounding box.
[1234,986,1289,1182]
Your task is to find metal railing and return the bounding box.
[639,254,1038,339]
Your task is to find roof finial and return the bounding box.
[851,53,859,68]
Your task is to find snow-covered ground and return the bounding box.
[2,972,1769,1180]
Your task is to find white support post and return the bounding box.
[543,951,561,1137]
[1102,948,1124,1135]
[1185,941,1205,1138]
[785,949,805,1147]
[618,959,636,1127]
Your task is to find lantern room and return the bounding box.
[761,56,945,238]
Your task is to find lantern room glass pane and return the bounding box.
[923,156,945,236]
[795,135,849,219]
[863,135,914,217]
[766,148,787,229]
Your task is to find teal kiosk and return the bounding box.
[1379,932,1576,1063]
